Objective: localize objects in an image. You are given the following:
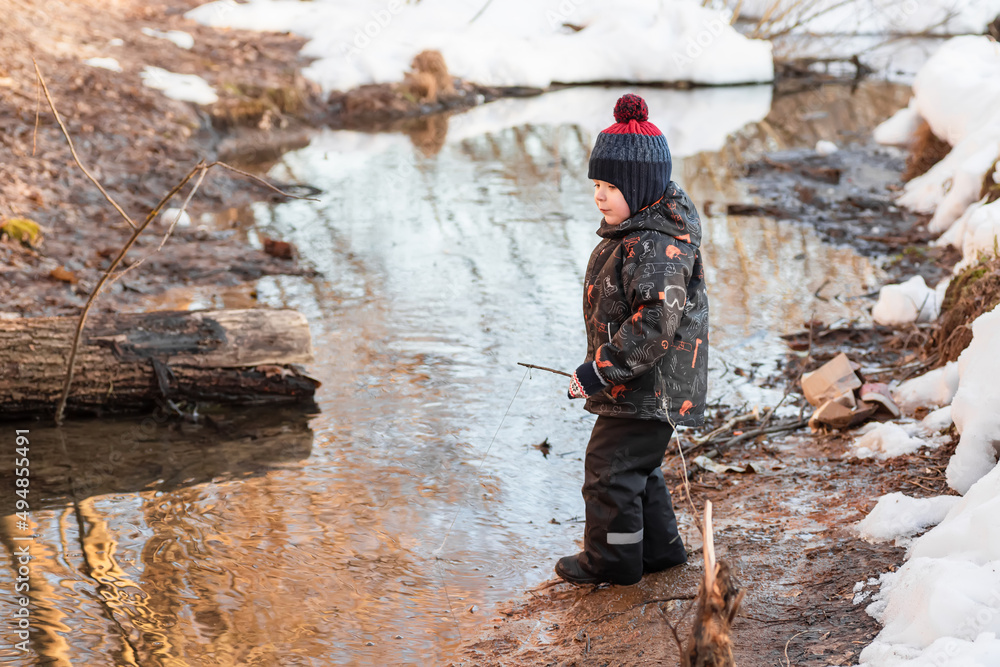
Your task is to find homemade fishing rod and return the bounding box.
[517,362,570,377]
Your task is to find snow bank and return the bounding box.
[140,66,218,105]
[892,362,959,414]
[859,308,1000,666]
[946,304,1000,494]
[861,558,1000,665]
[858,35,1000,667]
[871,275,946,326]
[912,465,1000,563]
[895,37,1000,235]
[856,492,961,543]
[186,0,774,92]
[859,462,1000,666]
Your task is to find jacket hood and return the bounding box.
[596,181,702,247]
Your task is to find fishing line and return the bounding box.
[432,367,530,642]
[434,367,530,556]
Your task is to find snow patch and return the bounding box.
[874,99,920,146]
[141,27,195,49]
[956,199,1000,269]
[84,57,122,72]
[849,421,939,460]
[892,362,959,414]
[815,139,838,156]
[856,492,961,544]
[140,66,218,105]
[922,406,953,433]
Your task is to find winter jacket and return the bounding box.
[581,181,709,426]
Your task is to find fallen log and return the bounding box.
[0,308,319,419]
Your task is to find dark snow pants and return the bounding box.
[578,416,687,585]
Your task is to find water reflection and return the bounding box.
[1,81,907,665]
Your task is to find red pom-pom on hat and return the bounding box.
[614,94,649,123]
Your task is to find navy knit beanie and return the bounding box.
[588,94,672,215]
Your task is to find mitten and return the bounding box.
[568,362,607,399]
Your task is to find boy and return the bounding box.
[559,94,709,586]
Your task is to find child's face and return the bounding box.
[593,180,630,225]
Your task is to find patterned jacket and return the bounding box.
[582,181,709,426]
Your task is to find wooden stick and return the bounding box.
[517,362,571,377]
[703,500,716,596]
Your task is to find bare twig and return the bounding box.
[690,410,758,445]
[784,630,807,666]
[717,417,810,449]
[33,61,137,231]
[655,600,688,659]
[54,164,201,424]
[158,165,208,252]
[32,71,40,156]
[582,595,697,627]
[213,161,317,201]
[517,362,571,377]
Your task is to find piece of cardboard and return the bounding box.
[801,353,863,408]
[860,382,901,418]
[809,399,877,430]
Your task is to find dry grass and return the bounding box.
[928,255,1000,364]
[211,81,306,129]
[401,50,455,104]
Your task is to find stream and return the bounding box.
[1,80,909,666]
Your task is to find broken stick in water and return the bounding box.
[682,500,745,667]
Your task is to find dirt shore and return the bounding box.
[1,0,333,318]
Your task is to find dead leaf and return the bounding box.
[49,266,78,284]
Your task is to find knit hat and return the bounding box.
[588,94,672,215]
